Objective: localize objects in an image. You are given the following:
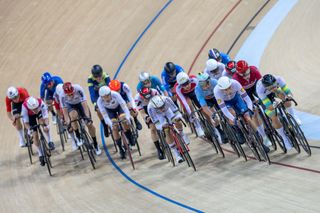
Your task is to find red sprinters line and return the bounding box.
[188,0,242,74]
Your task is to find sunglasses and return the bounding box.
[238,69,250,77]
[142,79,151,85]
[93,74,102,78]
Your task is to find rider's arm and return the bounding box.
[123,83,136,109]
[161,71,172,96]
[21,105,30,127]
[5,98,14,121]
[103,72,111,86]
[97,98,113,127]
[236,81,253,111]
[153,76,168,96]
[195,86,207,107]
[175,86,192,115]
[40,102,49,120]
[87,77,97,104]
[116,92,130,120]
[277,76,292,95]
[40,83,46,100]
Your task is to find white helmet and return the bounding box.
[7,86,18,99]
[217,76,232,90]
[99,86,111,97]
[206,59,218,71]
[139,72,150,82]
[176,72,190,85]
[197,72,210,82]
[150,95,165,109]
[27,97,40,110]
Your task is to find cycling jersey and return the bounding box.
[53,84,64,110]
[204,61,227,80]
[40,76,63,100]
[195,79,218,107]
[5,87,29,113]
[87,72,111,104]
[59,84,86,108]
[232,66,262,100]
[175,75,199,115]
[97,91,130,127]
[220,52,231,65]
[161,64,184,96]
[147,96,181,130]
[21,98,48,123]
[136,76,166,94]
[214,79,252,121]
[134,89,159,114]
[256,76,291,117]
[118,82,136,108]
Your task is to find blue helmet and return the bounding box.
[208,48,221,61]
[41,72,52,84]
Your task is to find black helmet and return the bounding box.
[164,62,176,74]
[208,48,221,61]
[262,74,276,87]
[91,65,103,77]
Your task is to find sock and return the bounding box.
[257,124,266,138]
[18,129,24,142]
[45,126,52,143]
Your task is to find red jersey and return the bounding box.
[5,87,30,112]
[232,66,262,90]
[22,98,43,116]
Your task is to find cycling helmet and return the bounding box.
[164,62,176,74]
[139,87,152,99]
[226,61,236,74]
[62,82,74,95]
[99,86,111,97]
[27,97,40,110]
[236,60,249,74]
[7,87,19,99]
[206,59,218,71]
[91,65,103,77]
[208,48,221,61]
[139,72,150,82]
[109,80,121,91]
[150,95,165,109]
[197,72,210,82]
[262,74,276,87]
[176,72,190,85]
[217,76,232,90]
[41,72,52,85]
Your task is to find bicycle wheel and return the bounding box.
[40,138,52,176]
[279,112,300,153]
[130,122,141,156]
[158,131,175,166]
[223,123,241,158]
[205,120,225,158]
[109,127,118,152]
[230,125,247,161]
[252,130,271,164]
[200,119,218,154]
[82,131,96,169]
[174,130,196,171]
[287,114,311,156]
[122,132,135,170]
[24,132,33,164]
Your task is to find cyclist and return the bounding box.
[175,72,205,137]
[137,72,168,96]
[194,73,226,143]
[204,59,227,80]
[208,48,231,65]
[108,79,142,130]
[148,95,190,164]
[233,60,271,147]
[214,76,270,152]
[21,97,55,166]
[6,87,30,147]
[40,72,63,124]
[87,64,111,136]
[256,74,300,150]
[225,60,237,78]
[161,62,184,100]
[97,86,135,159]
[134,87,165,160]
[60,82,101,155]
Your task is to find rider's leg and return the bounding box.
[165,127,183,163]
[39,117,55,150]
[127,103,142,130]
[96,108,109,136]
[120,114,135,146]
[150,124,164,160]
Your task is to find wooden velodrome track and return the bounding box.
[1,0,320,212]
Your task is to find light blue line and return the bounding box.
[102,0,205,212]
[235,0,320,140]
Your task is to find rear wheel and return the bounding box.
[122,132,135,170]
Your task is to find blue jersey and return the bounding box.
[195,79,218,107]
[161,64,184,96]
[40,76,64,100]
[220,52,231,65]
[136,76,166,94]
[87,72,111,104]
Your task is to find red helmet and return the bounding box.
[226,61,236,74]
[139,87,152,99]
[236,60,249,74]
[109,80,121,91]
[63,82,74,95]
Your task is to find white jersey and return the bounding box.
[256,76,287,101]
[59,84,86,107]
[21,99,48,123]
[97,91,130,127]
[53,83,63,105]
[214,79,252,121]
[204,61,227,80]
[134,88,159,111]
[122,83,136,109]
[147,96,182,130]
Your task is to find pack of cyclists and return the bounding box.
[5,47,305,170]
